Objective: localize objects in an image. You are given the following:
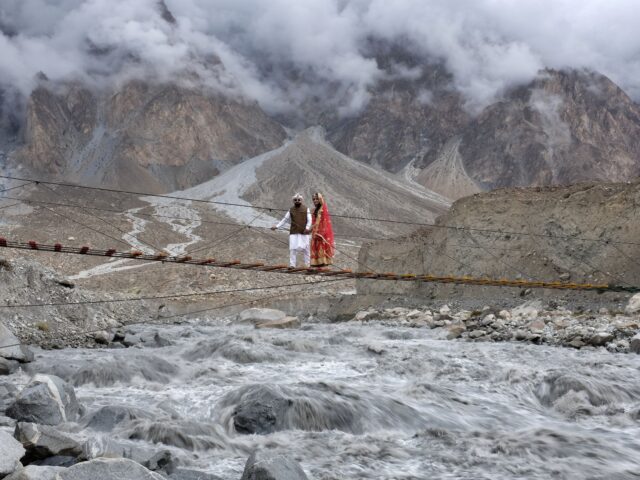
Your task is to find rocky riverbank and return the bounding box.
[350,296,640,354]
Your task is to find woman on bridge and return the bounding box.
[311,192,335,267]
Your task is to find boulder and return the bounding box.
[80,437,160,465]
[15,422,82,461]
[468,329,487,339]
[255,317,301,330]
[0,414,16,427]
[0,323,34,363]
[446,325,465,340]
[630,334,640,354]
[1,382,19,412]
[1,357,20,375]
[4,465,66,480]
[92,331,112,345]
[7,375,82,425]
[512,301,542,320]
[142,450,177,473]
[56,458,164,480]
[588,332,614,347]
[237,308,287,325]
[83,405,153,432]
[625,293,640,314]
[232,386,291,435]
[0,430,25,477]
[240,452,309,480]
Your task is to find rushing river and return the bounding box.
[11,317,640,479]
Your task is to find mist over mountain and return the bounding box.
[2,0,640,116]
[1,0,640,197]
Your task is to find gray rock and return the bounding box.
[0,323,34,363]
[151,332,173,347]
[237,308,286,325]
[630,334,640,354]
[56,458,164,480]
[168,468,223,480]
[143,450,176,472]
[92,331,112,345]
[240,452,309,480]
[446,325,465,340]
[0,430,25,477]
[0,414,17,427]
[1,357,20,375]
[15,422,82,460]
[4,465,66,480]
[568,339,585,349]
[625,293,640,314]
[1,382,18,411]
[80,437,159,465]
[588,332,614,347]
[514,330,528,341]
[468,329,487,339]
[83,405,153,432]
[228,385,364,435]
[7,374,82,425]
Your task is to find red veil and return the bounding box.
[311,193,335,267]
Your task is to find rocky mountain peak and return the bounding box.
[459,69,640,190]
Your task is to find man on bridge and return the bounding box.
[271,193,312,268]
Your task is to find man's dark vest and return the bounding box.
[289,205,308,234]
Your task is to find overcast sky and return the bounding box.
[1,0,639,115]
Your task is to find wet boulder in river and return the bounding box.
[222,383,422,435]
[6,374,82,425]
[240,451,309,480]
[83,405,154,432]
[56,458,164,480]
[231,386,292,434]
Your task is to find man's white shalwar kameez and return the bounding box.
[276,209,312,267]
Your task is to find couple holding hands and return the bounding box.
[271,192,335,268]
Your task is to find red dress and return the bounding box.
[311,200,335,267]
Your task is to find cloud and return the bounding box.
[0,0,639,117]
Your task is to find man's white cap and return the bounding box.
[292,193,303,201]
